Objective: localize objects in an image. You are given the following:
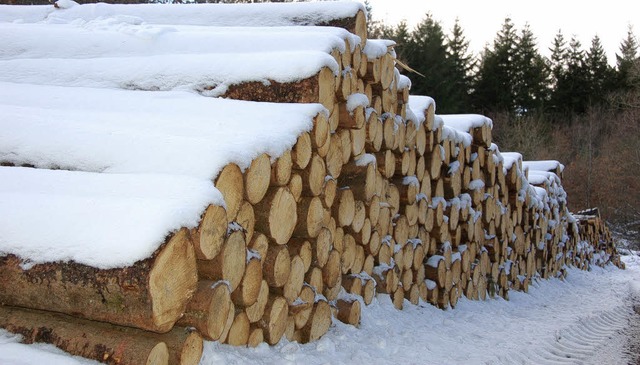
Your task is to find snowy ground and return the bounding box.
[1,254,638,365]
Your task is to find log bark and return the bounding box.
[0,305,204,365]
[0,229,197,333]
[223,67,336,110]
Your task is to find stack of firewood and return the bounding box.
[0,2,622,364]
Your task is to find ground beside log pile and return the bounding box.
[2,254,637,365]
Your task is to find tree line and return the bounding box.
[368,7,640,245]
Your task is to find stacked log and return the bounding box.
[0,2,623,363]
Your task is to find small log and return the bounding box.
[231,256,263,307]
[253,187,297,245]
[263,245,291,288]
[290,284,316,330]
[336,299,361,326]
[225,310,251,346]
[298,154,327,198]
[247,326,264,348]
[332,187,356,227]
[292,132,312,170]
[293,196,326,238]
[191,204,227,260]
[245,280,269,324]
[215,163,244,222]
[244,153,271,205]
[299,300,332,343]
[0,229,197,333]
[325,133,344,178]
[177,280,233,341]
[258,295,289,345]
[236,200,255,243]
[197,230,247,292]
[270,150,293,187]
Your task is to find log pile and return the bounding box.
[0,1,623,363]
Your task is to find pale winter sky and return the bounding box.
[365,0,639,65]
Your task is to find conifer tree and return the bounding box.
[472,18,518,114]
[445,19,476,113]
[405,13,454,112]
[616,25,639,90]
[585,35,615,105]
[513,24,550,114]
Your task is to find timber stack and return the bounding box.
[0,1,623,364]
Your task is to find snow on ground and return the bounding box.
[1,256,638,364]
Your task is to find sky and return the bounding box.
[366,0,639,65]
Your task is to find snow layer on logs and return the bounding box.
[407,95,436,127]
[523,160,566,173]
[438,114,494,131]
[0,22,357,60]
[0,1,365,28]
[0,51,340,94]
[0,167,220,269]
[0,82,325,179]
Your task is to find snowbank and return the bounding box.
[0,167,220,269]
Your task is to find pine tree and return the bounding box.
[585,35,615,105]
[445,18,476,113]
[472,18,518,114]
[548,30,569,116]
[405,13,455,112]
[513,24,550,114]
[557,37,590,114]
[616,25,640,90]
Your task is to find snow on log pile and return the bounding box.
[0,1,622,364]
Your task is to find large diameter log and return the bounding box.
[191,204,227,260]
[0,305,204,365]
[215,163,244,222]
[225,311,251,346]
[177,281,232,341]
[0,229,197,333]
[254,187,297,245]
[223,67,336,110]
[197,230,247,292]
